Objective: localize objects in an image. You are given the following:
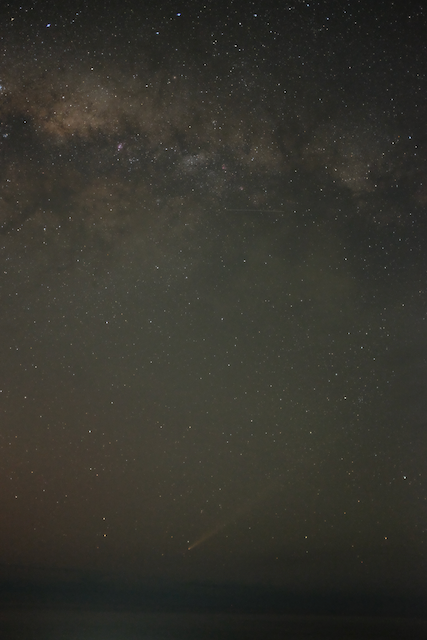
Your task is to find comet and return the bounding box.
[187,482,280,552]
[187,522,227,551]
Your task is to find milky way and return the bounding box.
[0,1,426,599]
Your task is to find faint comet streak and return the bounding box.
[187,483,281,552]
[187,522,227,551]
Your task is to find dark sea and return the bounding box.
[0,611,426,640]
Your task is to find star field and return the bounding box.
[0,0,426,603]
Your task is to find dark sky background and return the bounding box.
[0,0,426,609]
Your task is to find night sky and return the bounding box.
[1,0,426,609]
